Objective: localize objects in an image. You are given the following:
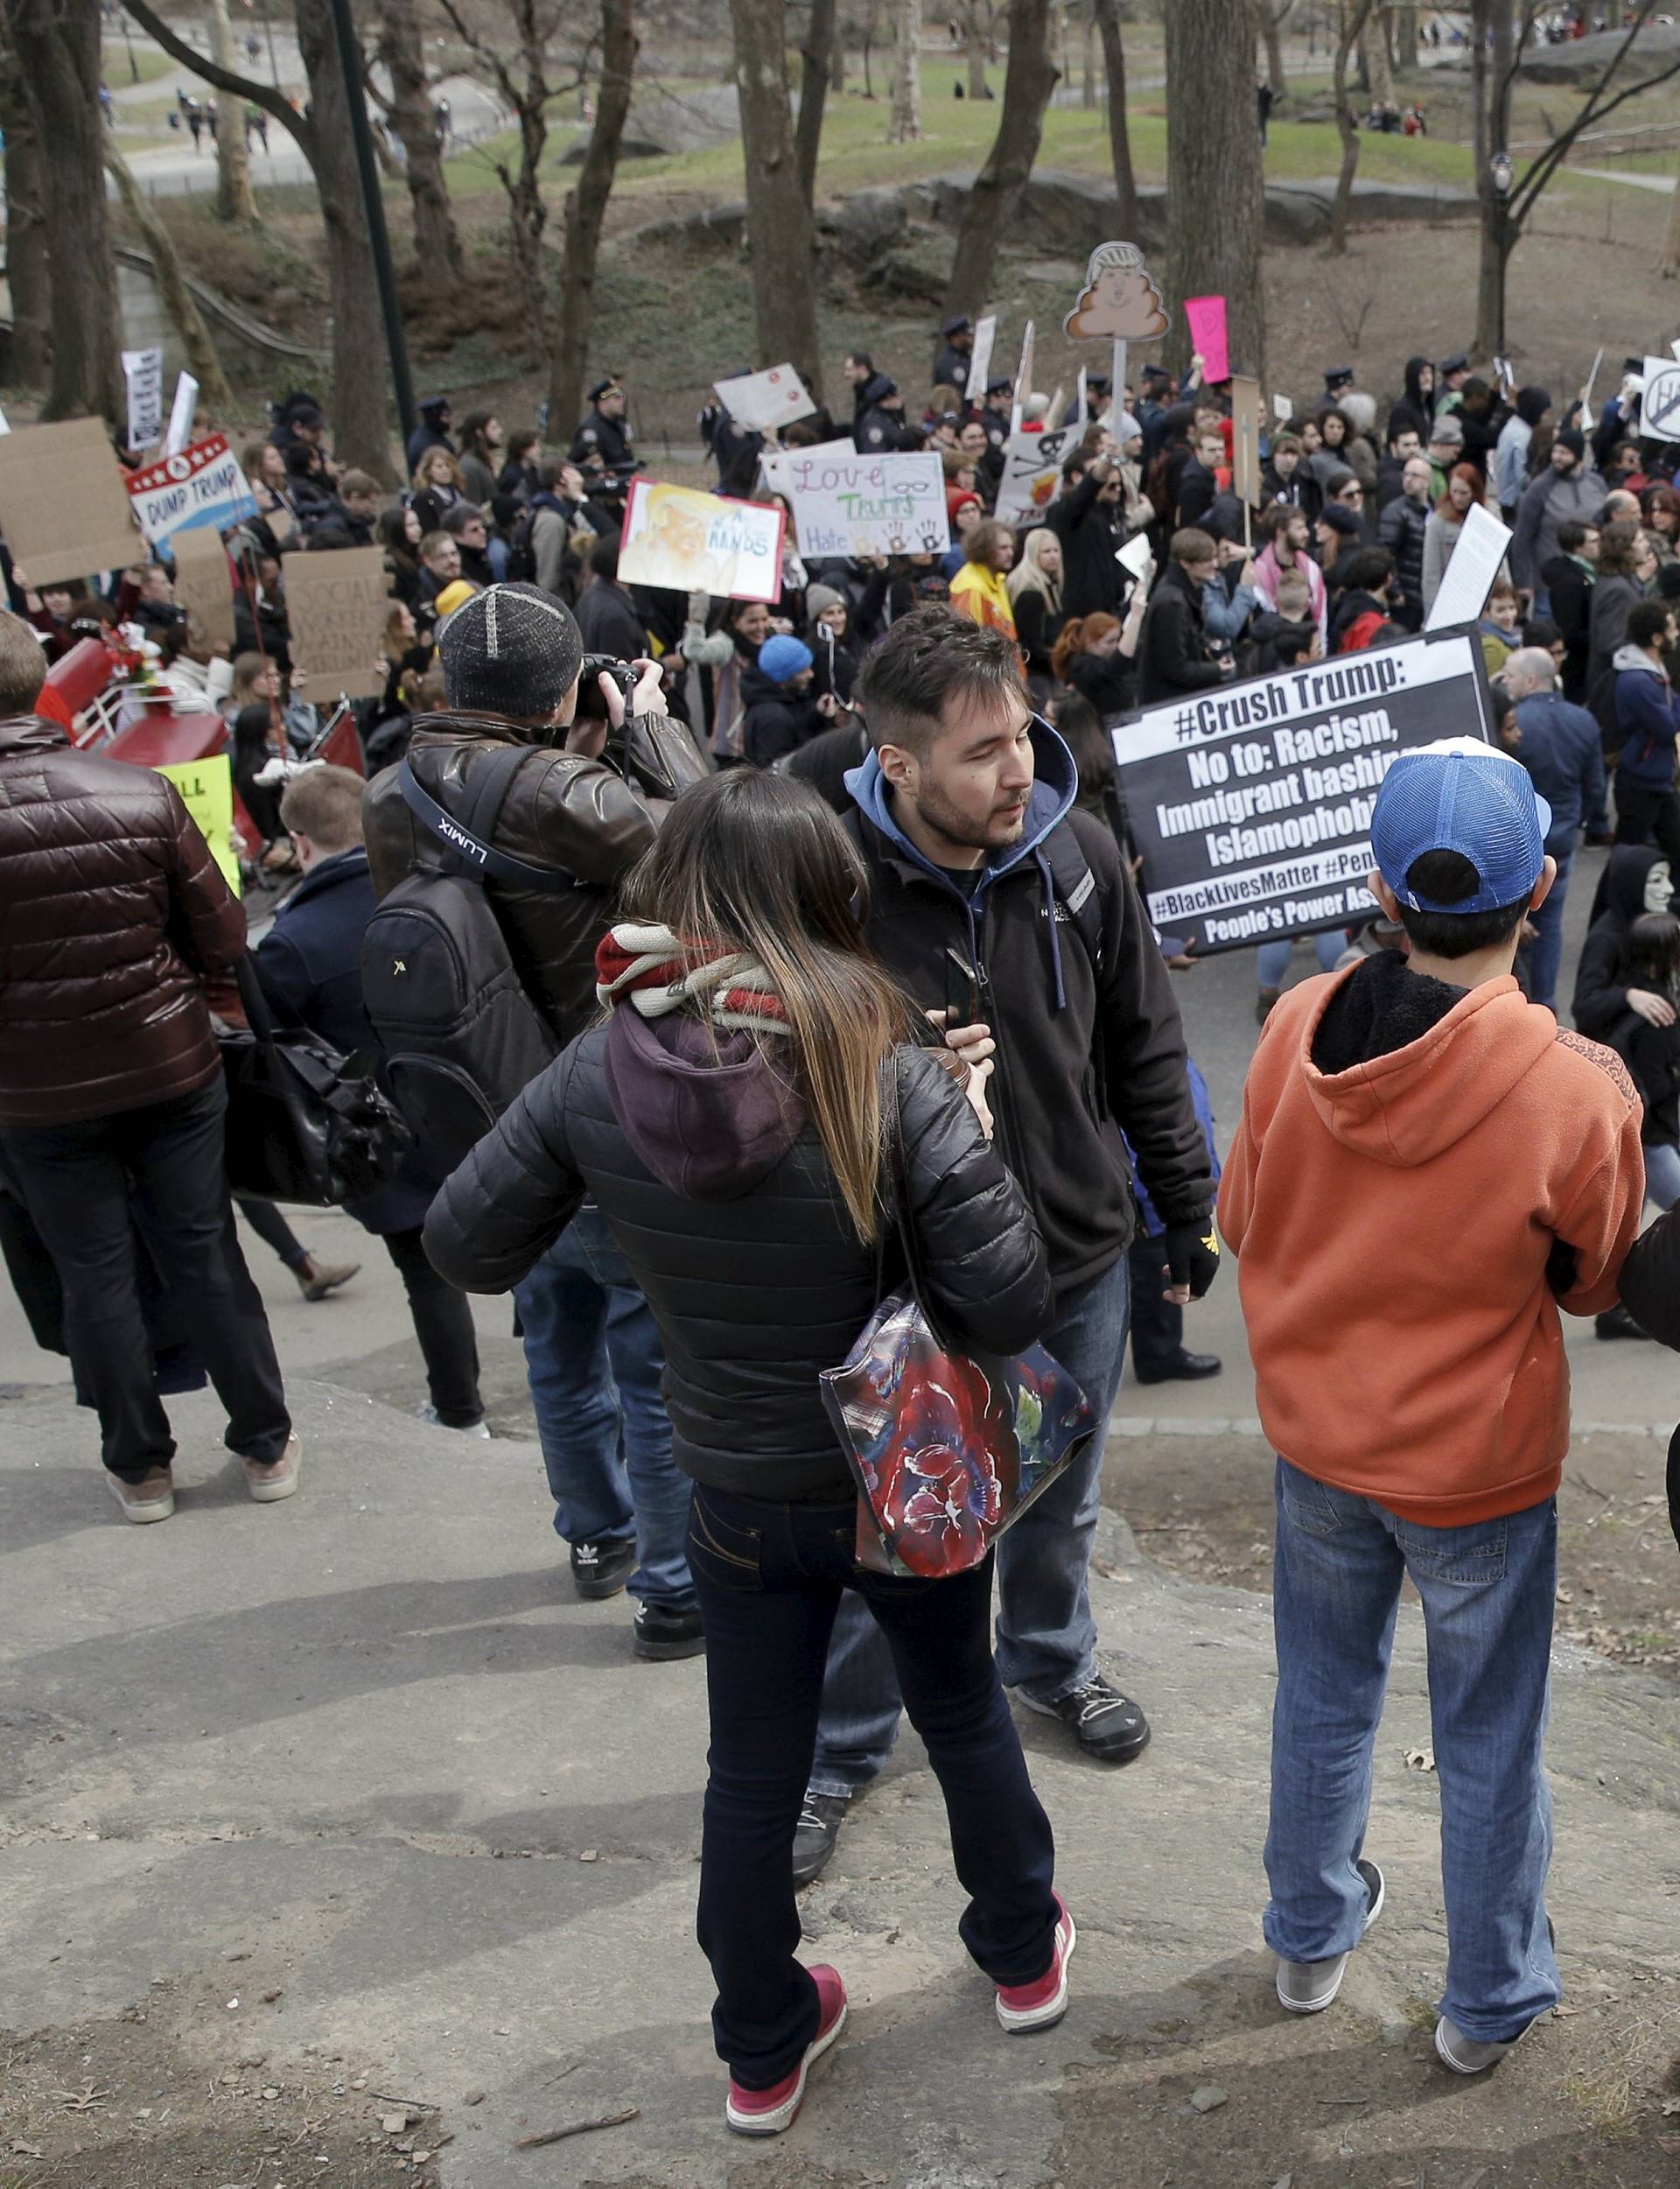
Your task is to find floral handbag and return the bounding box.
[818,1063,1096,1580]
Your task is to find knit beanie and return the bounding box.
[759,635,813,684]
[437,582,584,718]
[1115,410,1143,443]
[805,582,845,620]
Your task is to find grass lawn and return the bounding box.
[102,39,182,90]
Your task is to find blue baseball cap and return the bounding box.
[1371,738,1551,914]
[759,634,813,684]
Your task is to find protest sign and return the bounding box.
[1230,375,1264,508]
[0,417,142,585]
[122,347,164,450]
[156,754,240,895]
[165,373,200,457]
[1641,354,1680,443]
[1424,503,1513,632]
[1064,242,1168,342]
[760,437,855,495]
[0,403,10,435]
[169,522,236,654]
[777,447,948,558]
[1116,530,1153,580]
[127,434,260,551]
[1183,295,1229,384]
[1114,629,1493,955]
[713,365,817,434]
[1011,320,1035,431]
[1272,392,1293,424]
[284,544,390,699]
[992,424,1077,527]
[620,478,785,604]
[965,313,998,400]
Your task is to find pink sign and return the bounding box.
[1183,294,1230,385]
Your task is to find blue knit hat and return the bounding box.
[759,635,813,684]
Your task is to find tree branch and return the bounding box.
[121,0,313,155]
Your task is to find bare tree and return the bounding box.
[729,0,825,401]
[1165,0,1265,381]
[943,0,1058,314]
[1091,0,1138,237]
[1331,0,1376,256]
[1258,0,1292,92]
[0,26,50,388]
[888,0,921,140]
[105,139,236,412]
[550,0,637,436]
[963,0,989,95]
[1663,146,1680,276]
[206,0,258,225]
[796,0,836,205]
[1361,6,1393,106]
[375,0,466,276]
[4,0,122,425]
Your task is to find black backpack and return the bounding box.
[503,504,540,584]
[360,748,571,1166]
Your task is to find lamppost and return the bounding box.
[1490,149,1515,361]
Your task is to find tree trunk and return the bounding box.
[965,0,988,95]
[729,0,825,401]
[831,8,847,92]
[1164,0,1265,382]
[105,140,235,414]
[796,0,836,205]
[1263,1,1287,93]
[1361,11,1393,105]
[1081,0,1096,106]
[550,0,637,434]
[943,0,1058,314]
[0,57,51,386]
[5,0,122,426]
[1396,5,1418,70]
[1662,150,1680,275]
[206,0,258,223]
[1331,1,1374,255]
[379,0,466,276]
[1091,0,1137,238]
[1471,0,1515,356]
[888,0,921,140]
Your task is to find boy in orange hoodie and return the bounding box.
[1220,737,1645,2075]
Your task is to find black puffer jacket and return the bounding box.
[424,1020,1053,1498]
[1138,560,1225,703]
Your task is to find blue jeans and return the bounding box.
[808,1252,1131,1797]
[1256,928,1345,992]
[1646,1140,1680,1212]
[1527,851,1572,1011]
[1265,1459,1559,2045]
[513,1206,694,1610]
[690,1484,1057,2087]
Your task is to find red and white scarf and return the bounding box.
[593,922,789,1035]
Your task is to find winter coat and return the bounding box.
[1046,472,1128,619]
[1611,647,1680,790]
[573,579,648,663]
[739,663,826,769]
[1511,690,1605,849]
[1251,542,1328,642]
[1063,647,1136,719]
[1511,463,1608,592]
[1378,492,1430,619]
[1573,845,1674,1041]
[1138,560,1224,704]
[1420,507,1465,615]
[1541,551,1594,701]
[0,714,246,1127]
[569,407,635,474]
[1588,572,1644,728]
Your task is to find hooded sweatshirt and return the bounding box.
[1219,953,1644,1526]
[1611,642,1680,789]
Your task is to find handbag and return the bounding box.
[819,1057,1095,1580]
[220,953,413,1207]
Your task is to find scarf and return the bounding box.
[594,922,790,1034]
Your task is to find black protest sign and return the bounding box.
[1114,629,1494,955]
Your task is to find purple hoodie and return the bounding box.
[601,1004,803,1199]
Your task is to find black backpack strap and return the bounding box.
[1041,821,1104,974]
[397,749,578,894]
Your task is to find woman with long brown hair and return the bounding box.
[425,768,1070,2137]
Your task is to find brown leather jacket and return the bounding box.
[362,711,664,1045]
[0,713,247,1127]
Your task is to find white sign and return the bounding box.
[993,423,1076,527]
[0,403,10,437]
[713,364,817,435]
[760,437,855,496]
[1642,354,1680,443]
[1116,530,1153,580]
[126,432,260,550]
[779,448,949,558]
[1011,320,1035,434]
[1075,367,1088,426]
[122,347,164,451]
[164,372,200,458]
[965,313,998,402]
[1273,392,1294,423]
[1424,502,1513,632]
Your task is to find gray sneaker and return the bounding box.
[1275,1857,1385,2014]
[1434,2015,1516,2074]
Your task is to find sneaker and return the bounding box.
[296,1256,360,1302]
[243,1431,301,1504]
[570,1537,636,1601]
[1435,2014,1516,2074]
[417,1403,492,1439]
[724,1965,848,2136]
[1019,1673,1151,1764]
[1276,1857,1385,2014]
[996,1892,1076,2033]
[792,1793,849,1889]
[633,1602,705,1661]
[107,1467,175,1525]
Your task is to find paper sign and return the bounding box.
[1641,354,1680,443]
[1183,295,1229,384]
[1273,392,1293,423]
[169,522,235,654]
[1076,367,1088,426]
[1230,376,1263,505]
[165,373,200,458]
[993,424,1076,527]
[156,753,240,895]
[760,437,856,495]
[0,403,10,435]
[122,347,164,451]
[777,448,949,558]
[620,478,785,605]
[1012,320,1035,433]
[713,365,816,435]
[265,504,295,544]
[966,313,998,401]
[1111,339,1128,410]
[127,434,260,550]
[1424,502,1513,632]
[283,544,390,699]
[0,417,142,585]
[1116,530,1154,579]
[1064,242,1168,342]
[1671,340,1680,364]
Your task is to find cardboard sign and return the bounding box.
[620,478,785,604]
[993,424,1077,527]
[122,347,164,450]
[0,417,142,585]
[169,522,236,655]
[1184,295,1229,384]
[1115,630,1494,955]
[156,753,240,895]
[1229,376,1263,506]
[779,448,949,558]
[1424,503,1513,631]
[713,365,817,435]
[283,544,390,700]
[965,313,998,401]
[1641,354,1680,443]
[1064,241,1168,342]
[165,373,200,457]
[127,434,260,551]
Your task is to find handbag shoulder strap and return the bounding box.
[397,748,579,894]
[881,1048,948,1340]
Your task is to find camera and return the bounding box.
[576,652,639,722]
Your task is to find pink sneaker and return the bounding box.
[724,1965,848,2136]
[996,1893,1076,2033]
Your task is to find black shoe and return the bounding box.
[792,1793,849,1888]
[1134,1350,1223,1385]
[1595,1306,1652,1342]
[570,1536,637,1600]
[1584,829,1615,848]
[632,1602,706,1660]
[1020,1673,1151,1764]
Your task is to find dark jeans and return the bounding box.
[689,1483,1058,2088]
[385,1224,482,1427]
[1,1078,291,1480]
[1127,1228,1183,1377]
[1614,781,1680,866]
[237,1196,310,1271]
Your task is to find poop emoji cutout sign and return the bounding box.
[1063,241,1169,343]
